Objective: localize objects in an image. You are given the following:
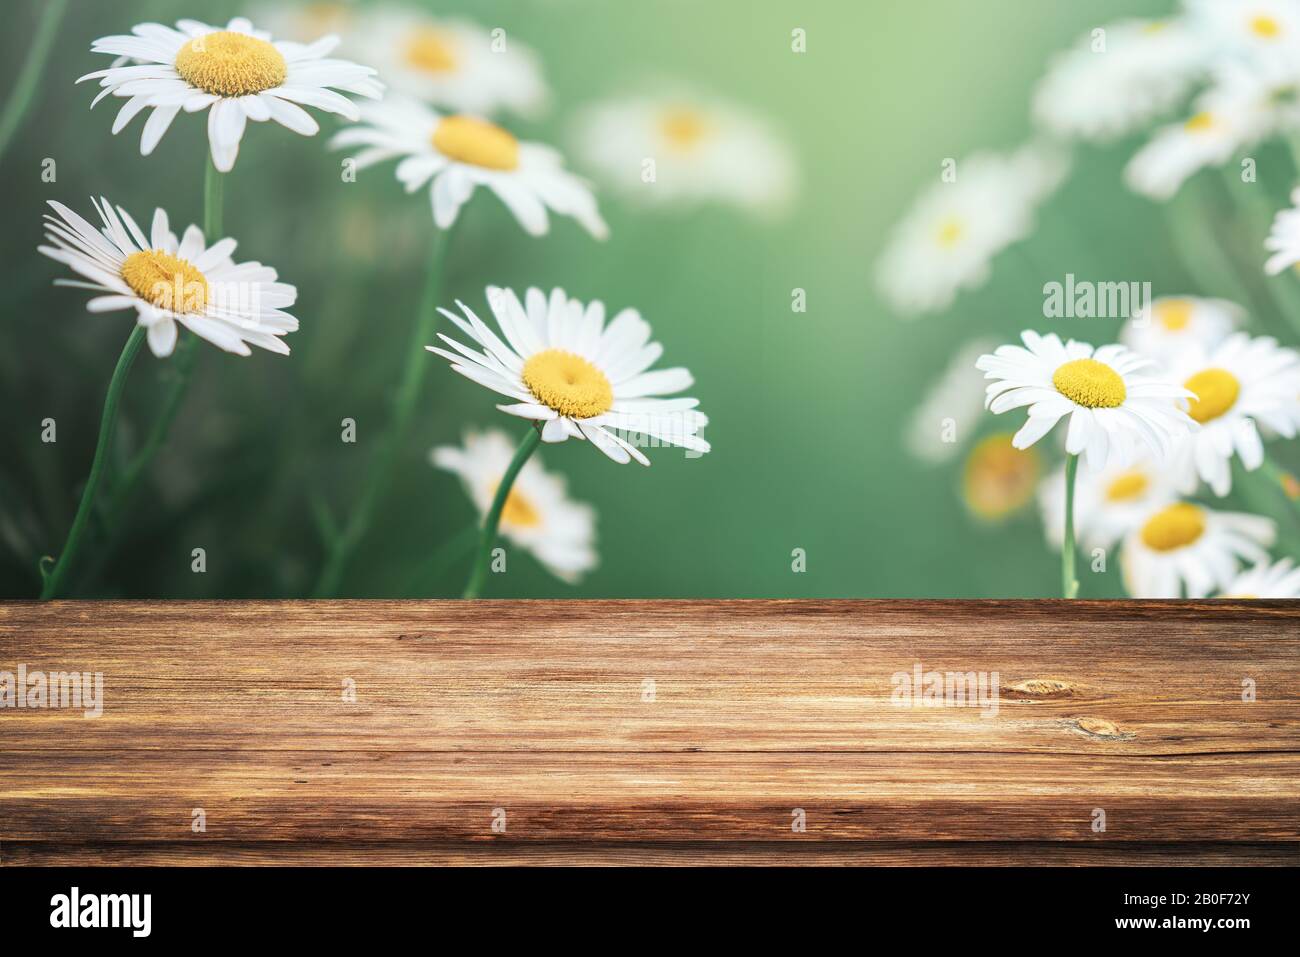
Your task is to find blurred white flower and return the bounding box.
[571,91,797,215]
[1165,333,1300,495]
[1219,557,1300,596]
[1120,295,1242,362]
[976,331,1195,471]
[429,287,709,465]
[1123,109,1242,200]
[248,1,358,43]
[1129,4,1300,200]
[1039,451,1179,551]
[1032,19,1208,142]
[1264,186,1300,273]
[1184,0,1300,59]
[348,5,545,118]
[79,17,383,172]
[876,145,1067,316]
[1200,54,1300,141]
[332,97,606,238]
[432,429,597,583]
[39,197,298,357]
[905,339,997,463]
[1121,500,1274,597]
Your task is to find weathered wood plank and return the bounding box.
[2,751,1296,842]
[1,601,1297,863]
[1,601,1296,755]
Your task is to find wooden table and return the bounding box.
[2,600,1297,865]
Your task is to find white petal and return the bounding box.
[146,317,178,357]
[207,98,246,172]
[263,94,320,136]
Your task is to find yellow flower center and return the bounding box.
[1105,470,1150,502]
[1154,298,1192,331]
[1251,14,1281,37]
[962,433,1040,520]
[935,218,965,248]
[431,115,519,171]
[493,483,542,529]
[1184,367,1240,423]
[1140,503,1206,552]
[521,349,614,420]
[1052,358,1127,409]
[174,31,287,97]
[120,249,210,314]
[404,26,458,74]
[659,108,709,151]
[1184,111,1216,133]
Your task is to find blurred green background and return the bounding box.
[1,0,1195,599]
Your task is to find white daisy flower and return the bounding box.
[428,287,709,465]
[1120,295,1242,362]
[332,97,607,239]
[976,331,1196,471]
[1264,186,1300,273]
[347,6,545,118]
[79,17,383,173]
[905,338,997,463]
[876,144,1068,316]
[38,197,297,358]
[432,429,597,583]
[1032,19,1209,142]
[1123,108,1244,201]
[1219,557,1300,597]
[1121,500,1274,597]
[571,91,797,214]
[1164,333,1300,495]
[1185,0,1300,58]
[1039,451,1179,551]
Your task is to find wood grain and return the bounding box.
[1,600,1297,864]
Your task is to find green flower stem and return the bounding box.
[1062,453,1080,599]
[312,226,454,597]
[0,0,67,163]
[103,335,199,519]
[203,154,224,239]
[39,326,147,599]
[462,426,542,599]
